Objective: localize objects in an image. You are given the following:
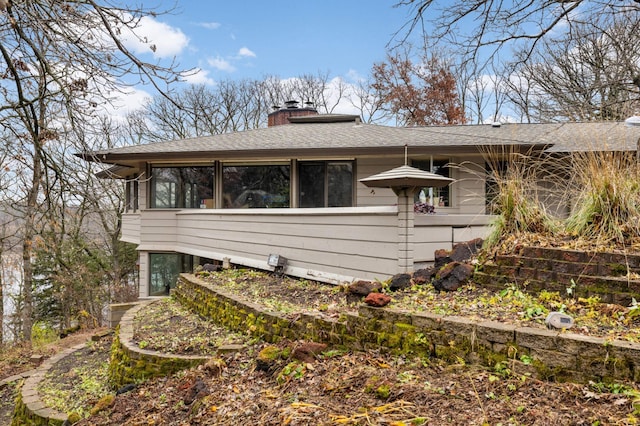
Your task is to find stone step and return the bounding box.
[495,254,640,277]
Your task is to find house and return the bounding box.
[78,104,640,298]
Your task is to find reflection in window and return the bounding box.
[149,253,183,296]
[148,253,214,296]
[413,159,451,207]
[125,176,138,212]
[299,161,353,208]
[222,165,290,208]
[150,166,214,209]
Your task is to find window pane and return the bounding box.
[149,253,181,296]
[412,159,450,207]
[432,159,450,207]
[151,167,215,209]
[222,165,290,208]
[327,163,353,207]
[299,163,325,208]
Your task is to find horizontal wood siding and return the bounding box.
[356,157,403,207]
[174,208,398,281]
[139,210,178,250]
[454,157,486,215]
[121,213,141,244]
[413,214,493,262]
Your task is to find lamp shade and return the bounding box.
[359,164,453,189]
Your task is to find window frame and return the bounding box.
[411,157,452,208]
[297,160,355,208]
[149,164,215,209]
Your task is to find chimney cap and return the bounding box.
[284,100,299,109]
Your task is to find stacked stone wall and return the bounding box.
[175,274,640,383]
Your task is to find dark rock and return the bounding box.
[433,262,475,292]
[388,273,412,291]
[292,342,328,363]
[202,263,221,272]
[434,238,484,268]
[116,383,136,395]
[434,249,452,269]
[364,292,392,307]
[184,376,209,405]
[450,238,484,263]
[347,280,382,296]
[412,267,437,285]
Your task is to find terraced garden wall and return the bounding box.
[174,274,640,383]
[474,247,640,305]
[109,301,210,388]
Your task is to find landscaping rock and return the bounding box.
[388,273,412,291]
[413,267,437,285]
[292,342,328,363]
[364,293,391,307]
[434,249,452,269]
[347,280,382,296]
[434,238,484,268]
[202,263,221,272]
[433,262,475,292]
[450,238,484,262]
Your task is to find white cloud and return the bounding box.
[182,68,216,86]
[104,87,152,117]
[208,56,235,72]
[238,47,256,58]
[197,21,221,30]
[121,16,189,59]
[346,69,366,83]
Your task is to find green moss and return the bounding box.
[375,384,391,399]
[258,346,283,362]
[66,412,81,423]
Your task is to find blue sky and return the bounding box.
[162,1,414,83]
[114,0,419,114]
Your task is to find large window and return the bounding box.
[149,253,185,296]
[150,166,215,209]
[412,158,451,207]
[148,253,214,296]
[299,161,354,208]
[222,164,290,208]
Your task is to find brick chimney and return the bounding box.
[268,100,318,127]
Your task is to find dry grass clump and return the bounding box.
[484,151,558,249]
[565,151,640,246]
[483,147,640,251]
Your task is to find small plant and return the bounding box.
[625,298,640,325]
[31,321,59,349]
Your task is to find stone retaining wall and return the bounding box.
[474,246,640,305]
[11,344,85,426]
[175,273,640,383]
[108,300,211,389]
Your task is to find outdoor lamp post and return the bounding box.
[360,164,453,274]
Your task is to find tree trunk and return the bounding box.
[21,144,43,342]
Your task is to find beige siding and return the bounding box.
[413,214,493,262]
[121,213,141,244]
[452,157,487,215]
[356,157,404,207]
[135,207,400,283]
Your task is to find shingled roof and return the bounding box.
[78,116,640,169]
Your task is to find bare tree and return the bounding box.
[505,14,640,122]
[347,76,388,124]
[0,1,187,340]
[395,0,640,68]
